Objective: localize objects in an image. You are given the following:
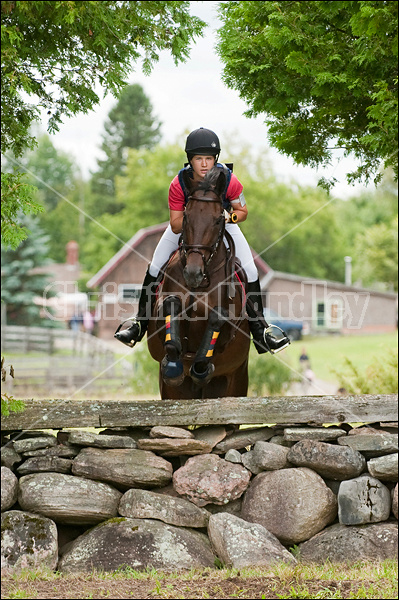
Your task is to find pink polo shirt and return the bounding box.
[168,172,243,211]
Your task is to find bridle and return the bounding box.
[179,193,225,276]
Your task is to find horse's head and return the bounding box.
[181,167,226,289]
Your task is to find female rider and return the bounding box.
[115,127,289,354]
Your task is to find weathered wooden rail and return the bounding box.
[1,394,397,431]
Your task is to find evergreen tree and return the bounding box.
[1,216,56,326]
[90,84,162,216]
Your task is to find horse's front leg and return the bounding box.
[189,306,228,387]
[159,295,184,387]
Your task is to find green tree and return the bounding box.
[90,84,162,216]
[335,169,398,289]
[82,142,184,276]
[217,1,398,189]
[5,133,86,263]
[353,216,398,290]
[1,216,56,326]
[1,0,205,247]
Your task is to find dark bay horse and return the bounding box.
[147,167,250,400]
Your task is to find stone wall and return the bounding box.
[1,421,398,573]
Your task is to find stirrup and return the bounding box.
[114,319,142,348]
[263,325,291,354]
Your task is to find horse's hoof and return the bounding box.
[161,357,184,387]
[189,362,215,387]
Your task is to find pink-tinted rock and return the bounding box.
[173,454,251,507]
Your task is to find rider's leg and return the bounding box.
[225,224,290,354]
[114,226,180,347]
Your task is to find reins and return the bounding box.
[179,193,226,275]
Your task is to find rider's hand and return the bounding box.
[224,209,231,223]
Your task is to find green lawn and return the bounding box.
[287,331,398,383]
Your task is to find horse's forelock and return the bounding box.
[197,166,220,192]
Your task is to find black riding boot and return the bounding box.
[246,280,290,354]
[114,268,158,347]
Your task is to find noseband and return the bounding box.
[180,194,225,275]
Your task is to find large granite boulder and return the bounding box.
[241,467,337,545]
[298,522,398,563]
[58,518,215,572]
[367,453,398,481]
[119,488,210,528]
[287,440,366,480]
[1,467,18,512]
[338,475,391,525]
[18,472,122,525]
[1,510,58,572]
[72,447,173,489]
[208,513,296,568]
[173,454,251,507]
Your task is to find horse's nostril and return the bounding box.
[183,266,203,288]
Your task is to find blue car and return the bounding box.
[263,308,303,341]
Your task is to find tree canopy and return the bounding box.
[217,1,398,189]
[1,0,205,248]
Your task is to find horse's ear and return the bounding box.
[215,169,226,198]
[182,169,194,194]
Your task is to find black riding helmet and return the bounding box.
[185,128,221,161]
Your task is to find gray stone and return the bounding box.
[367,453,398,481]
[208,512,296,568]
[205,498,242,517]
[284,427,347,442]
[173,453,251,507]
[1,445,22,469]
[288,440,366,480]
[214,427,274,453]
[18,472,122,525]
[252,441,291,470]
[1,510,58,572]
[268,435,294,448]
[12,435,57,454]
[72,447,173,490]
[119,488,209,528]
[1,467,18,512]
[58,518,215,572]
[136,438,213,456]
[149,426,194,439]
[298,522,398,563]
[241,467,337,546]
[17,456,73,475]
[21,445,80,458]
[338,475,391,525]
[224,449,243,464]
[337,433,398,457]
[392,484,398,519]
[193,426,227,448]
[241,450,263,474]
[67,430,137,449]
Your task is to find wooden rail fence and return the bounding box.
[1,394,397,431]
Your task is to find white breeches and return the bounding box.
[149,223,259,283]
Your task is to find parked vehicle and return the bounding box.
[263,308,303,341]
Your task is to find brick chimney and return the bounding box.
[66,240,79,265]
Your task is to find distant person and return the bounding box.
[299,347,310,371]
[69,313,82,333]
[83,309,94,335]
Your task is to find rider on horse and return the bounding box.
[115,127,290,354]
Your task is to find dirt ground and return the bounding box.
[1,572,396,599]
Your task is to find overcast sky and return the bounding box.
[41,1,366,199]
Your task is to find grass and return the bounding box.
[1,561,397,599]
[287,332,398,384]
